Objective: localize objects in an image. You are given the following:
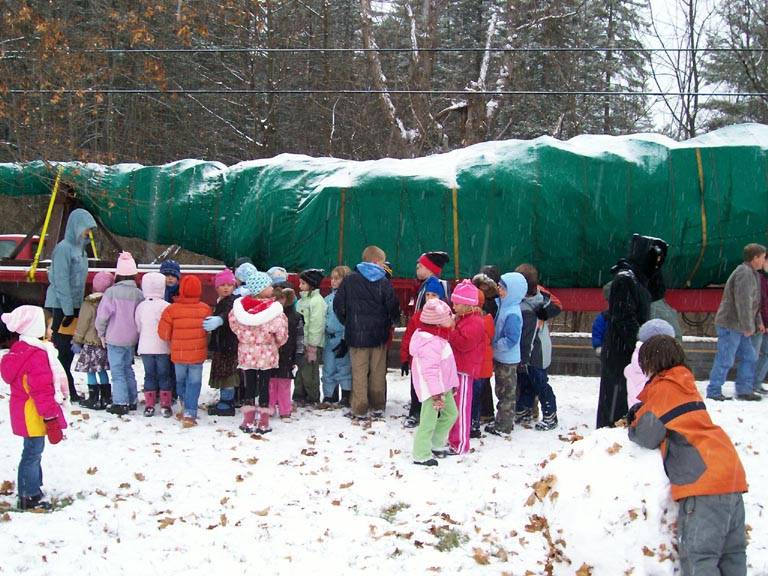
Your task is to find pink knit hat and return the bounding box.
[420,299,453,326]
[451,279,479,306]
[92,271,115,293]
[1,305,46,339]
[215,268,236,288]
[115,251,138,276]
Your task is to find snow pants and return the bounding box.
[412,391,458,462]
[448,372,473,454]
[322,333,351,400]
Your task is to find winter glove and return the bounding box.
[44,418,63,445]
[594,346,602,357]
[70,342,83,354]
[401,361,410,377]
[626,402,643,426]
[203,315,224,332]
[332,339,348,359]
[535,307,549,321]
[60,315,75,328]
[306,346,318,363]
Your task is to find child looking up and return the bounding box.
[628,335,747,576]
[1,306,68,510]
[73,271,114,410]
[409,299,458,466]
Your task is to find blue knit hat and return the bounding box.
[159,259,181,279]
[235,262,258,283]
[245,271,272,297]
[638,318,675,342]
[266,266,288,284]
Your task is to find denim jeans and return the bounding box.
[176,363,204,418]
[107,345,138,406]
[141,354,172,392]
[751,333,768,390]
[86,370,110,385]
[18,436,45,498]
[707,327,757,397]
[471,378,490,426]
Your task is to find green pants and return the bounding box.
[293,353,322,404]
[412,391,458,462]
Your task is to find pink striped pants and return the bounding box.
[269,378,293,417]
[448,372,473,454]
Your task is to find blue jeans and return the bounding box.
[752,333,768,390]
[707,327,757,397]
[107,345,138,406]
[141,354,172,392]
[86,370,110,385]
[175,363,204,418]
[517,366,558,417]
[471,378,490,426]
[18,437,45,498]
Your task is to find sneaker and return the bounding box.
[469,427,482,439]
[128,403,138,411]
[181,416,198,428]
[144,406,155,417]
[485,423,512,436]
[17,495,52,511]
[755,386,768,395]
[106,404,130,416]
[371,410,384,420]
[706,393,732,401]
[161,407,173,418]
[404,415,419,428]
[735,392,762,401]
[514,408,533,425]
[414,459,439,467]
[432,448,459,458]
[535,414,558,431]
[208,404,236,417]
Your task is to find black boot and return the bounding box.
[97,384,111,410]
[68,381,82,404]
[18,495,52,511]
[340,389,351,408]
[80,386,101,410]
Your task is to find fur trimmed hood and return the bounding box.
[233,296,284,326]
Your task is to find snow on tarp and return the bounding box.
[1,123,767,288]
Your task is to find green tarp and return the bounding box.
[1,123,767,288]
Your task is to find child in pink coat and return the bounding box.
[624,318,676,408]
[409,299,459,467]
[1,306,68,510]
[229,271,289,434]
[447,280,486,455]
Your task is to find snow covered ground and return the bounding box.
[1,364,766,576]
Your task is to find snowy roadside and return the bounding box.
[0,364,766,575]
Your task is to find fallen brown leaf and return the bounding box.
[472,548,490,565]
[606,443,623,455]
[576,562,593,576]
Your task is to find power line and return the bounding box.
[2,46,767,55]
[6,88,767,97]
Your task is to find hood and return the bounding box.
[499,272,527,306]
[524,292,544,307]
[64,208,97,249]
[627,234,668,278]
[141,272,167,299]
[357,262,386,282]
[409,329,444,356]
[0,341,37,384]
[179,276,202,300]
[232,297,284,326]
[638,365,695,400]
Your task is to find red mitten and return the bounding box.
[44,418,64,445]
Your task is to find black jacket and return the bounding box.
[208,294,239,354]
[275,306,300,379]
[333,268,400,348]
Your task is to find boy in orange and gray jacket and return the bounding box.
[628,335,747,576]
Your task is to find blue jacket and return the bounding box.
[414,275,448,311]
[492,272,527,364]
[591,311,608,348]
[44,209,97,316]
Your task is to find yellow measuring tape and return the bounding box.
[28,165,63,282]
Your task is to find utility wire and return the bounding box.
[6,88,767,97]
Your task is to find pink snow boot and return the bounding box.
[144,391,157,417]
[239,406,257,433]
[159,390,173,418]
[257,407,272,434]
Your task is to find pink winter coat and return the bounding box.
[409,329,459,402]
[624,343,646,407]
[134,273,171,355]
[448,311,486,378]
[229,296,289,370]
[1,341,68,437]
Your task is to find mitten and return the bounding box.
[401,361,410,377]
[333,339,348,359]
[203,316,224,332]
[71,342,83,354]
[44,418,63,445]
[535,307,549,321]
[626,402,643,426]
[61,315,75,328]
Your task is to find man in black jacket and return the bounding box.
[334,245,401,420]
[596,234,668,428]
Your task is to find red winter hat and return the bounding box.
[418,252,449,275]
[242,296,275,315]
[180,276,201,299]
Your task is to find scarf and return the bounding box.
[416,324,453,340]
[20,335,69,405]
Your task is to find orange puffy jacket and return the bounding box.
[629,365,747,501]
[157,276,212,364]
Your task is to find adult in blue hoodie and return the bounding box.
[44,208,97,402]
[487,271,527,435]
[334,246,401,419]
